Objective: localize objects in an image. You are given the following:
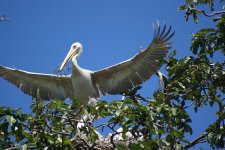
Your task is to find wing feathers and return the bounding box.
[92,22,174,95]
[0,65,73,100]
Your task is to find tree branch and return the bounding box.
[183,132,209,149]
[193,8,225,17]
[4,146,36,150]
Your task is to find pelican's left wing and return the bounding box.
[0,65,73,100]
[91,23,174,95]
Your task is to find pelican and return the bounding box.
[0,23,174,106]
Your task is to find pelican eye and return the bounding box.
[73,45,76,49]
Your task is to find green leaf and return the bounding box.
[171,108,177,116]
[22,145,28,150]
[193,13,198,23]
[178,82,186,89]
[166,134,173,143]
[64,139,72,146]
[6,115,16,126]
[115,110,122,116]
[156,106,162,113]
[171,130,184,139]
[184,124,193,135]
[57,136,62,143]
[70,129,78,140]
[169,50,177,58]
[198,28,216,34]
[90,130,99,142]
[161,139,171,146]
[43,147,48,150]
[178,5,187,11]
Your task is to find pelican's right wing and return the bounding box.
[0,65,73,100]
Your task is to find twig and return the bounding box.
[202,10,225,17]
[183,101,195,109]
[96,121,115,128]
[192,8,225,17]
[90,143,97,149]
[108,127,148,148]
[107,124,119,133]
[4,146,36,150]
[44,118,70,136]
[110,133,117,148]
[79,137,91,149]
[183,132,208,149]
[4,147,18,150]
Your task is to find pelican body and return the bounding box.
[0,23,174,106]
[69,48,99,105]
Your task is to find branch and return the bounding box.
[96,121,115,128]
[4,146,36,150]
[78,137,91,149]
[183,101,195,109]
[193,8,225,17]
[110,133,117,148]
[44,119,70,136]
[183,132,209,149]
[201,10,225,17]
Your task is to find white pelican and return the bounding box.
[0,23,174,106]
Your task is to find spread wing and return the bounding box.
[0,65,73,100]
[92,22,174,95]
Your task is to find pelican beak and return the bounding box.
[59,46,79,71]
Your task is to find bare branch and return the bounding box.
[183,101,195,109]
[183,132,209,149]
[4,146,36,150]
[96,121,115,128]
[192,8,225,17]
[78,137,91,149]
[110,133,117,148]
[201,10,225,17]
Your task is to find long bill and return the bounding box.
[59,46,79,71]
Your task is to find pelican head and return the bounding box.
[59,42,83,71]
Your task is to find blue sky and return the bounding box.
[0,0,222,149]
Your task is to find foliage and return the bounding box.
[1,0,225,149]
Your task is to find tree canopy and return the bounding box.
[0,1,224,149]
